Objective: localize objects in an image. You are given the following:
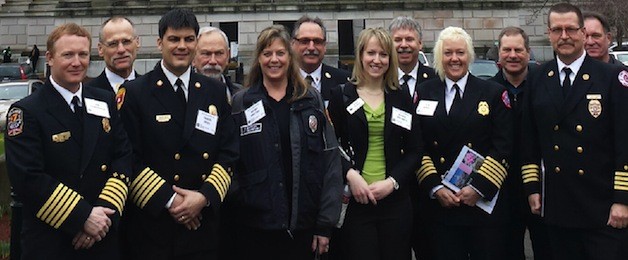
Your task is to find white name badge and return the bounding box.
[84,98,110,118]
[416,100,438,116]
[195,110,218,135]
[245,100,266,125]
[391,107,412,130]
[346,98,365,115]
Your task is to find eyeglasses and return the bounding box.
[102,37,137,49]
[549,27,582,37]
[294,37,325,46]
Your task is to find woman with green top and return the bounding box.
[327,27,424,260]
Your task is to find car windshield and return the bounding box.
[469,62,499,77]
[0,84,29,100]
[0,66,21,78]
[616,53,628,63]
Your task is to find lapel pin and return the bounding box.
[548,70,554,77]
[157,80,163,87]
[325,72,331,79]
[582,74,590,81]
[195,82,201,88]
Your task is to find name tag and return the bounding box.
[245,100,266,125]
[52,131,71,143]
[84,98,110,118]
[346,98,365,115]
[586,94,602,100]
[416,100,438,116]
[156,114,171,122]
[391,107,412,130]
[195,110,218,135]
[240,123,262,136]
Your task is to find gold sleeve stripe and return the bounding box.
[522,164,540,171]
[523,177,539,183]
[614,186,628,191]
[204,164,231,201]
[207,175,226,200]
[616,176,628,182]
[36,184,83,228]
[132,171,160,203]
[615,180,628,187]
[130,167,153,197]
[522,172,539,180]
[522,168,539,175]
[616,171,628,177]
[99,192,124,213]
[104,178,128,197]
[138,178,165,209]
[211,170,229,192]
[484,157,507,179]
[417,165,437,184]
[479,164,503,186]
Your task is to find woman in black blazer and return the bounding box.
[327,27,423,260]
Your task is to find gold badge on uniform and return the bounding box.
[308,115,318,133]
[208,105,218,116]
[548,70,554,77]
[156,114,172,122]
[582,74,590,81]
[195,82,201,89]
[157,80,163,87]
[102,118,111,133]
[325,72,331,79]
[478,101,489,116]
[116,87,126,110]
[588,99,602,118]
[52,131,71,143]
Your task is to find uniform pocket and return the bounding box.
[239,169,271,211]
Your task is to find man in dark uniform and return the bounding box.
[489,26,551,260]
[5,22,132,259]
[88,16,140,93]
[118,9,238,260]
[387,15,437,260]
[193,26,241,104]
[521,3,628,260]
[291,15,350,105]
[583,11,625,67]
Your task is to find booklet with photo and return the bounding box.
[441,145,499,214]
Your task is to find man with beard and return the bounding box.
[388,16,436,260]
[583,12,625,67]
[522,3,628,259]
[193,26,241,104]
[489,26,551,260]
[291,15,350,105]
[88,16,140,94]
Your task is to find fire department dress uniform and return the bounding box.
[118,63,238,259]
[521,56,628,260]
[5,81,132,259]
[415,74,513,259]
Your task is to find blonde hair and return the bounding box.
[433,26,475,81]
[351,27,399,90]
[246,25,308,101]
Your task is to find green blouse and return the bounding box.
[362,101,386,184]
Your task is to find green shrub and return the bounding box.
[0,241,9,258]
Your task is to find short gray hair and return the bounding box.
[198,26,229,49]
[388,16,423,39]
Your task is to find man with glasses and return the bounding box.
[583,12,625,66]
[291,15,350,105]
[88,16,140,94]
[521,3,628,259]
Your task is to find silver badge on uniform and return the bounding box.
[308,115,318,133]
[588,99,602,118]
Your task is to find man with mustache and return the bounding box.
[88,16,140,94]
[583,12,625,67]
[522,3,628,259]
[291,15,350,105]
[193,26,241,104]
[489,26,551,260]
[387,16,437,260]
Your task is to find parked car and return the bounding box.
[419,51,430,66]
[0,63,38,81]
[610,51,628,66]
[0,79,43,131]
[469,59,499,80]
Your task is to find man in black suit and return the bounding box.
[5,22,132,259]
[88,16,140,94]
[489,26,551,260]
[291,15,350,105]
[118,9,238,259]
[521,3,628,260]
[387,16,437,260]
[193,26,241,104]
[583,11,625,67]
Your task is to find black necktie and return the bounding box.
[175,78,186,105]
[449,84,462,116]
[305,75,314,87]
[401,74,412,91]
[562,67,572,97]
[71,96,83,123]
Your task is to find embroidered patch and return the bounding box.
[501,90,511,109]
[240,123,262,136]
[116,87,126,110]
[619,70,628,87]
[7,107,23,136]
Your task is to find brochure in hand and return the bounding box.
[441,145,499,214]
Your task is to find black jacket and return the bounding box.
[319,63,351,102]
[231,82,342,237]
[87,70,140,94]
[5,81,132,259]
